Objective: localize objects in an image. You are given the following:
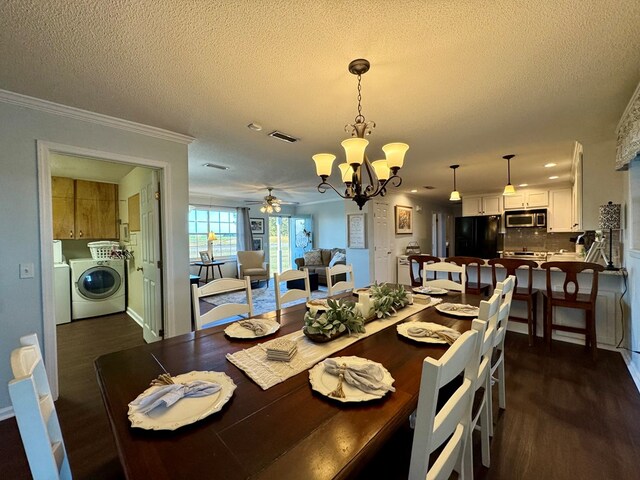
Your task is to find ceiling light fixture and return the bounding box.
[502,154,516,196]
[544,163,557,168]
[449,165,461,201]
[259,187,282,213]
[312,59,408,210]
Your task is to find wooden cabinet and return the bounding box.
[51,177,118,240]
[548,188,573,232]
[462,194,501,216]
[503,190,548,210]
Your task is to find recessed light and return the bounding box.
[410,189,418,193]
[247,122,262,131]
[549,175,559,180]
[518,183,529,187]
[544,163,557,168]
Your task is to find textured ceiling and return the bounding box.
[2,0,639,205]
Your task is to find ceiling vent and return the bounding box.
[268,130,299,144]
[203,163,230,170]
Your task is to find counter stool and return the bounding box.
[407,254,440,287]
[539,261,604,360]
[445,256,491,296]
[488,258,539,346]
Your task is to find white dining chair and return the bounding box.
[423,262,466,293]
[9,333,72,480]
[326,263,355,295]
[464,292,501,472]
[191,276,253,330]
[408,327,480,480]
[488,275,515,436]
[274,269,311,310]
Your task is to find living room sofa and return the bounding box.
[294,248,346,286]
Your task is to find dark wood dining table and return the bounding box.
[95,290,483,479]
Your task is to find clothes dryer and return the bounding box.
[69,258,125,320]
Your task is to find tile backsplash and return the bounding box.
[504,228,575,252]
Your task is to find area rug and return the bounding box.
[201,282,329,316]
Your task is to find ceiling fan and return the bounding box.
[245,187,297,213]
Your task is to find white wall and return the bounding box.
[0,100,190,411]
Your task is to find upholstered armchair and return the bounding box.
[236,250,270,286]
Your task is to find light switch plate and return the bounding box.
[20,263,35,279]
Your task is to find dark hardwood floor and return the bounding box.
[2,322,640,479]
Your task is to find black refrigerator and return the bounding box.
[454,215,501,258]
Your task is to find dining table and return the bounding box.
[95,289,483,479]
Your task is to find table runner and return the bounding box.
[226,298,442,390]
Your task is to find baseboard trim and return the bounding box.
[127,307,144,328]
[0,406,15,421]
[621,350,640,393]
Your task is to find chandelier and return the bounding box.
[312,59,409,210]
[260,188,282,213]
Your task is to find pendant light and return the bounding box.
[449,164,461,201]
[502,154,516,196]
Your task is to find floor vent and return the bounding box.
[268,131,299,143]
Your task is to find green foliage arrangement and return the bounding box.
[303,299,366,339]
[370,282,410,319]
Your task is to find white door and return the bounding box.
[141,170,163,343]
[373,201,391,283]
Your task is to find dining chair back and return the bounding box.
[407,254,441,287]
[488,257,539,345]
[191,277,253,330]
[539,261,604,359]
[409,328,480,480]
[445,256,491,296]
[326,264,355,295]
[9,334,72,480]
[423,262,466,293]
[274,269,311,310]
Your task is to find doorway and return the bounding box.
[268,216,291,274]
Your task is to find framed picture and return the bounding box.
[250,218,265,235]
[199,251,211,263]
[252,237,263,251]
[395,205,413,234]
[348,213,366,248]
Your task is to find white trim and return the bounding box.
[127,307,144,328]
[0,406,15,421]
[0,89,194,145]
[621,350,640,393]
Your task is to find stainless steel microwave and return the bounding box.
[505,209,547,228]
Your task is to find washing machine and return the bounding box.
[69,258,125,320]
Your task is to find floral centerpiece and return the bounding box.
[303,299,365,342]
[370,283,410,319]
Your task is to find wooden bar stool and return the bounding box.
[539,261,605,359]
[488,258,539,346]
[407,254,440,287]
[445,256,492,296]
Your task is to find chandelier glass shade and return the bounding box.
[312,59,409,210]
[502,154,516,196]
[449,164,461,202]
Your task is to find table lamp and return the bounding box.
[207,231,217,260]
[598,202,621,271]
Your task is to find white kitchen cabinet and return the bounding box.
[548,188,573,232]
[503,189,548,210]
[462,194,501,216]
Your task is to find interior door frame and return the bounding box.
[37,140,174,399]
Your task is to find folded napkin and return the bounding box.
[324,358,395,395]
[407,326,461,345]
[130,380,221,414]
[238,319,268,336]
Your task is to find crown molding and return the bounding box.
[0,89,195,145]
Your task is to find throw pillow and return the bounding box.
[328,251,346,267]
[304,250,322,266]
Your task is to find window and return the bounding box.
[188,206,237,260]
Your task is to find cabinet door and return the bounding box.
[503,193,525,210]
[75,180,118,239]
[482,195,502,215]
[527,191,548,208]
[52,176,75,239]
[462,196,482,216]
[548,188,573,232]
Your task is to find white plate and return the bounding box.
[397,322,454,344]
[128,371,236,431]
[435,303,479,317]
[413,286,448,295]
[224,319,280,338]
[308,356,395,403]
